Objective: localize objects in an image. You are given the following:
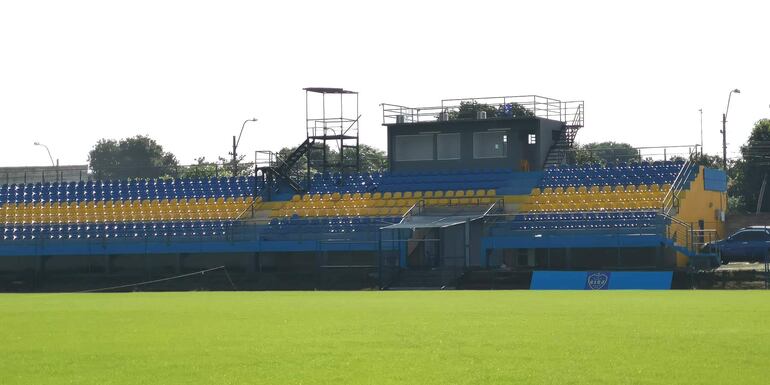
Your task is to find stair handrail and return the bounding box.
[403,199,425,220]
[661,160,695,215]
[660,211,695,253]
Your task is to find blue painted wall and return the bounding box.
[703,168,727,192]
[530,271,673,290]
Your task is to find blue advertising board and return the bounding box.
[530,271,672,290]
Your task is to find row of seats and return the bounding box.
[262,216,401,241]
[308,169,514,194]
[540,162,687,188]
[1,220,236,241]
[293,189,496,202]
[532,184,670,195]
[1,197,257,224]
[0,177,259,204]
[277,189,498,218]
[521,200,662,213]
[492,211,659,232]
[527,191,667,205]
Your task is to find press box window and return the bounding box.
[394,134,434,161]
[437,133,461,160]
[528,134,537,144]
[473,131,507,159]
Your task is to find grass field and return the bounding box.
[1,291,769,385]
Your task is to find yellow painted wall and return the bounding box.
[672,166,728,267]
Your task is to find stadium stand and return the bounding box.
[0,91,730,289]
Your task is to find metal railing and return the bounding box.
[381,95,584,126]
[662,160,697,216]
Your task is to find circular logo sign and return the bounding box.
[586,272,609,290]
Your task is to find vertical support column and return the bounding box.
[247,252,258,274]
[528,249,536,268]
[35,255,48,275]
[399,229,407,268]
[176,253,186,274]
[104,255,112,274]
[464,219,471,267]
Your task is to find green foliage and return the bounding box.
[216,154,253,177]
[447,101,534,120]
[689,153,723,169]
[570,141,640,165]
[88,135,178,180]
[178,157,221,179]
[731,119,770,212]
[277,143,388,180]
[1,291,769,384]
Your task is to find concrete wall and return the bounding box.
[386,118,561,173]
[726,213,770,235]
[674,166,728,266]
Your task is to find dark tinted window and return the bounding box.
[732,231,769,241]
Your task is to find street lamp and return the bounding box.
[33,142,56,167]
[698,108,703,156]
[230,118,257,176]
[721,89,740,170]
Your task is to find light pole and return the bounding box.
[721,89,740,170]
[699,108,703,156]
[230,118,257,176]
[33,142,55,167]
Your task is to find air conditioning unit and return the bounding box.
[476,111,487,120]
[396,115,405,124]
[439,112,449,121]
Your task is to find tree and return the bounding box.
[731,119,770,212]
[88,135,178,180]
[570,141,640,165]
[275,143,388,181]
[358,144,388,173]
[179,157,220,179]
[447,101,534,120]
[688,153,723,169]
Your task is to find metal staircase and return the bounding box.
[256,139,315,196]
[544,103,583,168]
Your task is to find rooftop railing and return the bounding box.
[382,95,584,126]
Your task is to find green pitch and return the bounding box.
[1,291,769,385]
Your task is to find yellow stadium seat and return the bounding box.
[383,192,392,200]
[554,187,564,195]
[371,192,382,200]
[445,191,455,198]
[413,191,423,199]
[402,191,413,199]
[566,186,576,194]
[625,185,636,193]
[433,191,444,198]
[291,194,301,202]
[455,190,465,198]
[362,192,372,199]
[342,193,351,200]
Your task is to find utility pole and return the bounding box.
[699,108,703,156]
[721,89,740,171]
[230,118,258,177]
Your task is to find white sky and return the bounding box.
[1,0,768,167]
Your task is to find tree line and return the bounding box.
[86,118,770,212]
[86,135,388,181]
